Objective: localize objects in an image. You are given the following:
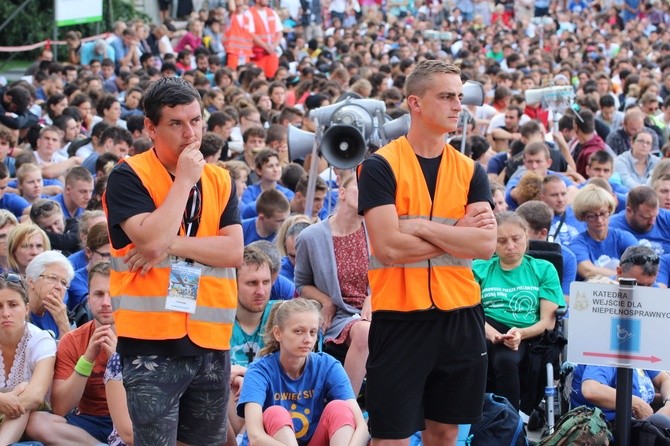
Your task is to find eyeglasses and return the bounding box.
[39,274,69,288]
[584,211,611,222]
[0,273,26,291]
[93,250,111,259]
[635,139,653,146]
[621,255,660,266]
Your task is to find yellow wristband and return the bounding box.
[74,356,94,377]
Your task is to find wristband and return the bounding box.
[74,356,94,377]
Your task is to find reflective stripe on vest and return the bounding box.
[104,149,238,350]
[111,295,236,324]
[110,256,236,280]
[249,6,277,46]
[366,136,481,312]
[224,14,253,55]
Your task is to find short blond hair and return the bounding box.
[405,60,461,98]
[572,184,616,222]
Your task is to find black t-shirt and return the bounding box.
[358,150,492,215]
[357,147,492,320]
[105,161,240,357]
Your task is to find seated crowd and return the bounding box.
[0,0,669,443]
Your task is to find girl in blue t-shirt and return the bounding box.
[237,298,368,446]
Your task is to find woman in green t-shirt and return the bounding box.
[472,212,565,411]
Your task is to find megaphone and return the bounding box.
[287,125,316,161]
[287,124,368,169]
[309,98,385,124]
[462,80,485,106]
[380,114,411,143]
[321,124,367,169]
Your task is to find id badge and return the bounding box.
[166,260,201,314]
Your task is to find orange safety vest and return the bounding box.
[105,149,237,350]
[248,6,278,48]
[367,136,481,313]
[224,13,253,57]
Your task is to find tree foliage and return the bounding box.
[0,0,150,61]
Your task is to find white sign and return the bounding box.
[55,0,103,27]
[567,282,670,371]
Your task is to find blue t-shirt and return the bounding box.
[486,152,508,175]
[569,228,638,279]
[68,250,88,271]
[279,256,294,281]
[240,183,295,208]
[0,193,29,219]
[242,217,275,245]
[549,207,586,247]
[570,365,658,421]
[609,208,670,256]
[237,352,354,445]
[272,274,295,301]
[67,267,89,312]
[657,254,670,287]
[561,246,578,296]
[506,169,573,210]
[53,193,84,219]
[30,311,60,339]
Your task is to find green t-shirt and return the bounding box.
[472,255,565,329]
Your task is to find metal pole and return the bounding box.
[304,119,323,220]
[614,277,636,446]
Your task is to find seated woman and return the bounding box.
[0,273,57,445]
[7,223,50,277]
[237,298,368,446]
[26,251,74,340]
[614,131,660,190]
[294,176,370,396]
[0,210,18,274]
[472,211,565,411]
[569,184,639,280]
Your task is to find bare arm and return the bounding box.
[300,285,337,332]
[244,402,288,446]
[577,261,616,280]
[516,299,558,341]
[51,325,114,415]
[106,379,133,445]
[41,157,83,179]
[17,357,55,411]
[399,201,497,260]
[582,378,653,419]
[363,204,443,266]
[491,128,521,141]
[347,398,370,446]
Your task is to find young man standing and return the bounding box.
[104,77,243,445]
[358,60,497,446]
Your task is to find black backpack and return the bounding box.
[631,418,670,446]
[470,393,527,446]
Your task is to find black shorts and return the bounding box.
[365,306,488,439]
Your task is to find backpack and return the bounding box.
[538,406,612,445]
[630,418,670,446]
[470,393,527,446]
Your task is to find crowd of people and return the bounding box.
[0,0,668,444]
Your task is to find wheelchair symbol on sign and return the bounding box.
[610,318,641,353]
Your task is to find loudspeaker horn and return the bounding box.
[462,80,485,106]
[320,124,367,169]
[287,124,316,161]
[381,114,411,143]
